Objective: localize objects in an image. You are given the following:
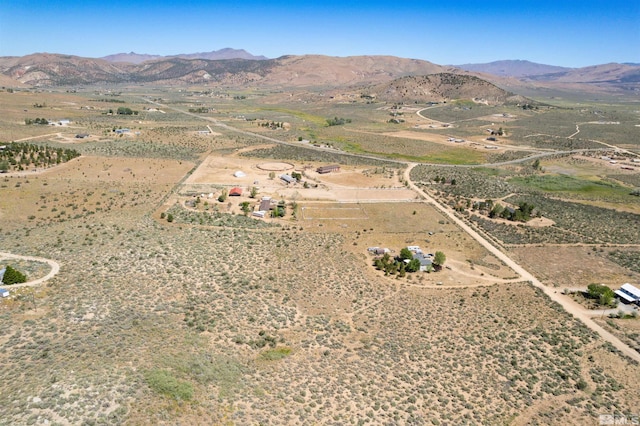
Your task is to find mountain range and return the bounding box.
[0,51,638,98]
[100,48,268,64]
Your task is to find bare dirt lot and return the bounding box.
[183,148,418,203]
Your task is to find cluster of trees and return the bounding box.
[188,107,210,113]
[374,252,409,276]
[260,121,284,129]
[24,118,49,125]
[2,265,27,285]
[116,107,138,115]
[0,142,81,172]
[586,283,616,306]
[488,201,536,222]
[433,176,456,185]
[326,117,352,126]
[374,249,446,277]
[272,200,286,218]
[92,98,125,103]
[160,212,174,222]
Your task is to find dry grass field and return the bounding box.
[0,88,638,425]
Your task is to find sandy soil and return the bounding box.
[183,151,419,203]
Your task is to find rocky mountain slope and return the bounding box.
[360,73,527,105]
[0,53,452,87]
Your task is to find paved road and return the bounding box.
[403,163,640,363]
[0,252,60,289]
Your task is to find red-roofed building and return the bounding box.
[229,187,243,196]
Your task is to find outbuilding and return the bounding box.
[259,197,272,211]
[316,164,340,174]
[229,187,243,196]
[0,288,9,298]
[280,174,297,184]
[615,283,640,305]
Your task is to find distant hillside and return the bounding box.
[361,73,528,105]
[456,60,640,95]
[259,55,452,87]
[456,60,571,78]
[0,53,452,87]
[527,63,640,84]
[0,53,132,86]
[100,52,163,64]
[101,48,268,64]
[1,52,637,96]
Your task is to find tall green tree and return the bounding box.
[433,251,446,270]
[2,265,27,285]
[406,258,421,273]
[399,247,414,261]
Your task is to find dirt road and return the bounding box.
[403,163,640,363]
[0,252,60,288]
[139,98,640,362]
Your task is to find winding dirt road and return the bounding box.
[0,252,60,289]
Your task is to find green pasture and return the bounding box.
[509,174,635,200]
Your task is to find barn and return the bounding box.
[316,164,340,174]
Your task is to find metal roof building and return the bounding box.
[280,174,296,184]
[615,283,640,304]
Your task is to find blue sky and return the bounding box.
[0,0,638,67]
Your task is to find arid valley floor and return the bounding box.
[0,84,639,426]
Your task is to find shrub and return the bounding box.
[586,283,615,306]
[144,369,194,401]
[260,347,292,361]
